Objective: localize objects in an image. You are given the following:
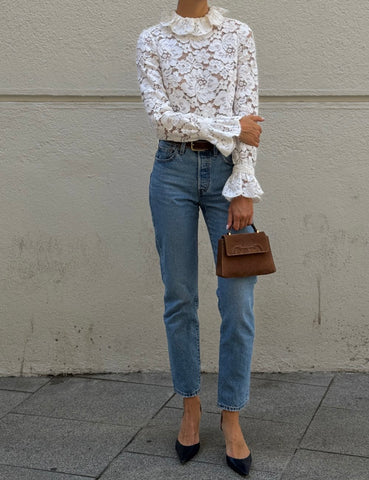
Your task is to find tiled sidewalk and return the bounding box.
[0,371,368,479]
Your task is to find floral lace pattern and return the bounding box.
[136,5,264,201]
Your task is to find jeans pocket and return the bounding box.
[155,141,178,162]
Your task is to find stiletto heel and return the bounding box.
[175,404,202,464]
[220,412,252,476]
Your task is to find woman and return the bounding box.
[136,0,264,476]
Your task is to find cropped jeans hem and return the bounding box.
[175,387,201,398]
[217,397,249,412]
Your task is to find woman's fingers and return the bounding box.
[228,197,253,231]
[248,115,264,123]
[232,215,241,231]
[227,208,241,230]
[239,114,264,147]
[226,209,233,230]
[227,207,243,231]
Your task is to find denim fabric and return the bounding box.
[149,139,257,411]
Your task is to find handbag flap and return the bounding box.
[223,232,270,256]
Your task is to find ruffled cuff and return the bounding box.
[205,116,242,156]
[222,164,264,202]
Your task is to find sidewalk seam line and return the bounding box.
[94,392,176,479]
[4,411,143,428]
[299,446,369,460]
[0,461,95,478]
[279,373,336,476]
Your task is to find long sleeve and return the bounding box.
[222,26,264,202]
[136,29,242,156]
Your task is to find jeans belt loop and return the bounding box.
[179,142,187,155]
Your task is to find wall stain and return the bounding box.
[19,316,34,375]
[7,231,113,288]
[303,213,329,233]
[317,275,321,325]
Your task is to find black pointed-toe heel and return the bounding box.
[175,438,200,464]
[220,412,252,476]
[226,452,252,477]
[175,404,202,464]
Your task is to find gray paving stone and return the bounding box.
[126,407,304,473]
[251,372,334,387]
[0,372,367,480]
[99,451,281,480]
[300,406,369,457]
[79,371,173,387]
[0,376,51,392]
[0,413,136,477]
[13,376,173,427]
[240,378,327,426]
[322,372,369,412]
[0,390,31,418]
[0,464,91,480]
[280,449,369,480]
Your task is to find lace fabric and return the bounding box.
[160,5,227,36]
[136,5,264,201]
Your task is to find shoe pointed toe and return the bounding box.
[226,452,252,476]
[175,439,200,464]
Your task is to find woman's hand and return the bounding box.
[239,115,264,147]
[227,196,253,231]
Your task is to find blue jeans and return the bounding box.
[149,140,257,411]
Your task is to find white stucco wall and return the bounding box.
[1,1,368,376]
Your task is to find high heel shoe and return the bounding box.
[220,412,252,477]
[226,453,252,477]
[175,404,202,464]
[175,439,200,464]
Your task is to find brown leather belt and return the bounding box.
[164,139,214,151]
[186,140,213,151]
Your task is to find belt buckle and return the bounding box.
[190,141,207,152]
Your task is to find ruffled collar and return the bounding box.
[160,5,227,36]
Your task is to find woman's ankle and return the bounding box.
[178,396,201,445]
[183,395,201,411]
[221,410,240,425]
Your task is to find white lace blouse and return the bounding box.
[136,5,264,201]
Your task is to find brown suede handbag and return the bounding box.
[216,224,276,278]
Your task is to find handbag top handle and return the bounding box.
[227,223,259,235]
